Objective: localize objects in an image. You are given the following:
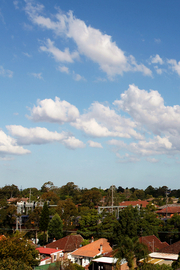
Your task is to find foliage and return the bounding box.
[0,258,32,270]
[98,212,120,245]
[114,236,148,269]
[39,201,49,244]
[78,209,100,238]
[48,213,63,240]
[81,239,90,246]
[25,207,42,229]
[41,191,60,205]
[39,201,49,232]
[0,236,39,268]
[56,198,78,230]
[81,188,102,208]
[118,206,140,239]
[47,259,84,270]
[137,263,173,270]
[172,251,180,269]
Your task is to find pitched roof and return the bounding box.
[158,240,180,254]
[119,200,149,208]
[36,247,63,255]
[71,238,112,258]
[46,234,84,252]
[156,207,180,214]
[139,235,169,252]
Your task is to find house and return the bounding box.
[36,247,63,266]
[139,240,180,266]
[71,238,112,267]
[119,200,150,209]
[7,197,29,204]
[139,235,169,252]
[156,206,180,218]
[46,234,84,259]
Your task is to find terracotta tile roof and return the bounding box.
[156,207,180,214]
[71,238,112,258]
[119,200,149,208]
[46,235,84,252]
[139,235,169,252]
[36,247,63,255]
[158,240,180,254]
[0,235,6,241]
[7,197,29,203]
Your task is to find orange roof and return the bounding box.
[7,197,29,203]
[119,200,149,208]
[0,235,6,241]
[71,238,112,258]
[139,235,169,252]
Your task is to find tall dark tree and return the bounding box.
[48,213,63,240]
[39,201,49,244]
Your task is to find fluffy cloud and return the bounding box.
[63,136,85,149]
[7,125,85,150]
[71,101,143,139]
[150,54,164,65]
[114,84,180,136]
[7,125,67,145]
[0,66,13,78]
[24,1,152,78]
[167,59,180,76]
[0,130,30,155]
[28,97,80,123]
[88,140,103,148]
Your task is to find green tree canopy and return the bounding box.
[39,201,49,232]
[0,237,39,269]
[48,213,63,240]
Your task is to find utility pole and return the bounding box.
[112,185,113,214]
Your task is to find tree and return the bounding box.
[0,258,32,270]
[48,213,63,240]
[98,212,120,245]
[114,236,148,269]
[39,201,49,244]
[56,198,78,230]
[78,209,100,238]
[118,206,140,239]
[0,236,39,269]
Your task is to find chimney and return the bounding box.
[100,244,103,254]
[91,236,94,243]
[44,246,46,248]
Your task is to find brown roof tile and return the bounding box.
[156,207,180,214]
[159,240,180,254]
[46,235,84,252]
[71,238,112,258]
[139,235,169,252]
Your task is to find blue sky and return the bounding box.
[1,0,180,190]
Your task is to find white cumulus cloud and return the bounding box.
[0,130,30,155]
[28,97,80,124]
[88,140,103,148]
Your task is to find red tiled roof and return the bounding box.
[139,235,169,252]
[36,247,63,255]
[156,207,180,214]
[119,200,149,208]
[46,235,84,252]
[159,240,180,254]
[71,238,112,258]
